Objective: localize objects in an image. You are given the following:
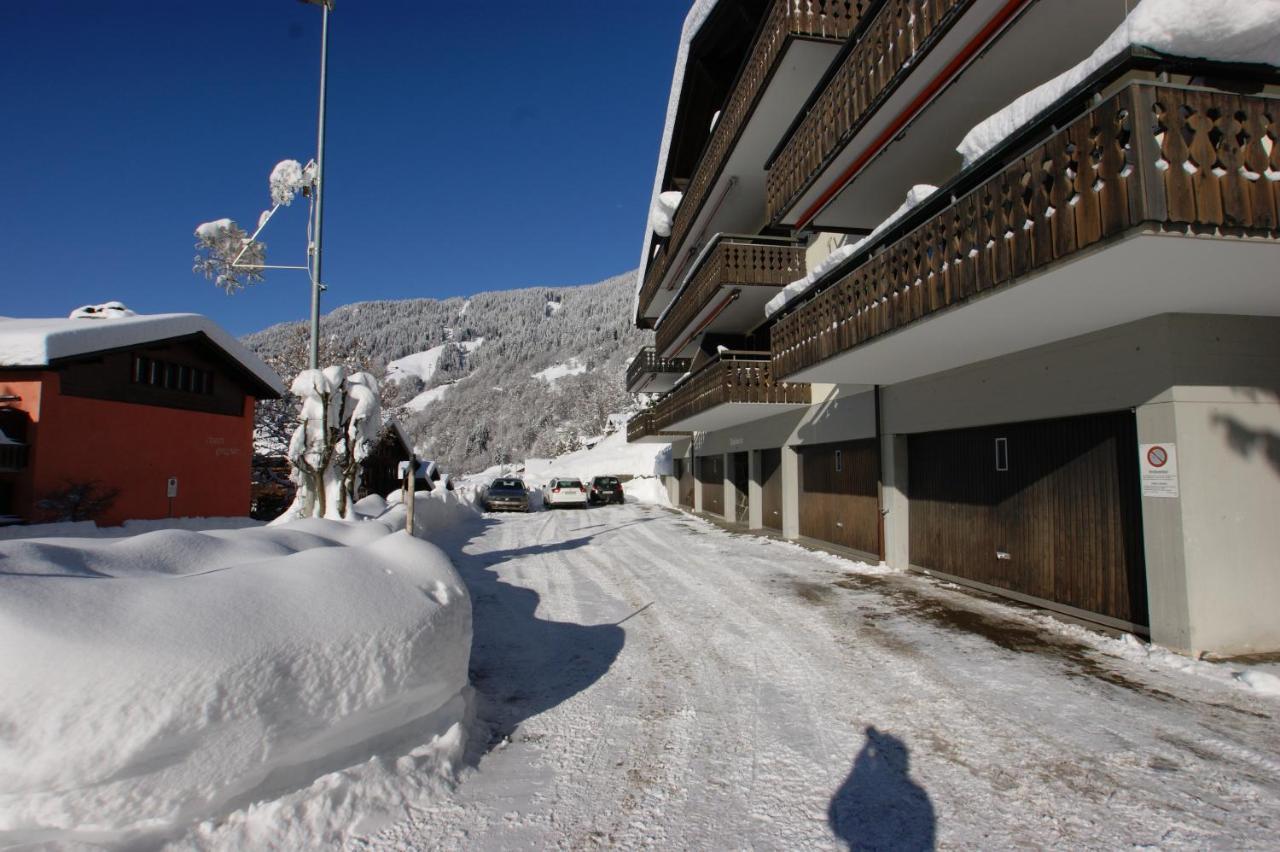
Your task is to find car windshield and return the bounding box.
[493,479,523,489]
[556,480,581,488]
[594,477,619,486]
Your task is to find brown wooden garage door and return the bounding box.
[799,439,881,557]
[674,458,694,508]
[759,448,783,530]
[697,455,724,516]
[908,411,1147,626]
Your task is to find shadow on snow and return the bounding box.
[828,726,936,851]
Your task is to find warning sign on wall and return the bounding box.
[1139,443,1179,498]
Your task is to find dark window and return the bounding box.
[130,354,215,395]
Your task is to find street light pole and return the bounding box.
[307,0,332,370]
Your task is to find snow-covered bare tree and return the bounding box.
[283,367,381,520]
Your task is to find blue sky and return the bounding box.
[0,2,688,334]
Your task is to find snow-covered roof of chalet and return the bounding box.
[0,311,286,396]
[633,0,720,317]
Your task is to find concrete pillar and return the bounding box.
[692,454,703,513]
[1138,392,1280,656]
[748,450,763,529]
[781,445,800,539]
[880,433,910,571]
[720,453,734,523]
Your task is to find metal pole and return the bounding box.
[309,1,330,370]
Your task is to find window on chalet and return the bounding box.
[131,354,214,395]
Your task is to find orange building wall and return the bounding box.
[2,371,255,526]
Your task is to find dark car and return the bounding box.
[587,476,624,505]
[483,477,530,512]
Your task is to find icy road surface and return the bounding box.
[374,503,1280,849]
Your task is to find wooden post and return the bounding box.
[404,457,416,535]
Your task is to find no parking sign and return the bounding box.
[1139,443,1179,498]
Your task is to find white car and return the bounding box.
[543,478,588,509]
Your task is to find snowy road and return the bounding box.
[372,503,1280,849]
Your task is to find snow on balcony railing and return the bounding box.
[637,0,865,322]
[770,81,1280,380]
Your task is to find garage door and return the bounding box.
[799,439,881,557]
[759,448,783,531]
[730,452,750,524]
[908,411,1147,626]
[698,455,724,516]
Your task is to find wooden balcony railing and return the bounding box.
[766,0,972,223]
[637,0,866,320]
[655,238,806,355]
[652,353,811,431]
[626,410,691,443]
[771,81,1280,379]
[625,346,692,393]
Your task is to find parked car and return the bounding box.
[543,478,588,509]
[587,475,624,505]
[483,477,530,513]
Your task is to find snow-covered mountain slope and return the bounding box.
[243,271,652,474]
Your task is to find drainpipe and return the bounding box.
[875,383,886,562]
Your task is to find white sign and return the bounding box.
[1139,443,1179,498]
[166,476,179,498]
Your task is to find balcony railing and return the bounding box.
[626,410,691,443]
[637,0,866,320]
[625,346,692,393]
[771,81,1280,379]
[652,352,811,431]
[766,0,971,223]
[655,237,806,355]
[0,441,28,472]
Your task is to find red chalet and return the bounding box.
[0,308,285,526]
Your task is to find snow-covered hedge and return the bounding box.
[0,500,473,842]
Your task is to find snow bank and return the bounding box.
[0,502,472,844]
[0,515,260,542]
[403,382,453,412]
[524,429,670,506]
[958,0,1280,166]
[766,185,939,317]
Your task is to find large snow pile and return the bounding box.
[0,515,260,542]
[524,428,670,505]
[958,0,1280,166]
[0,499,472,845]
[766,185,939,317]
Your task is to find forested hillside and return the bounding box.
[242,271,652,473]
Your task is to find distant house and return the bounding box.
[0,309,284,525]
[361,420,413,498]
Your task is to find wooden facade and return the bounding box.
[637,0,863,321]
[650,353,811,432]
[771,82,1280,380]
[758,447,783,531]
[625,346,691,393]
[799,438,880,556]
[697,454,725,516]
[908,411,1148,626]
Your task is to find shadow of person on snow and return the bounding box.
[828,726,935,851]
[433,517,627,755]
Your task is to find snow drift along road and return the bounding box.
[0,497,473,844]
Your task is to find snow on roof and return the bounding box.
[0,312,286,395]
[634,0,721,317]
[958,0,1280,166]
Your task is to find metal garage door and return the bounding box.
[799,439,881,558]
[758,448,783,531]
[908,411,1148,627]
[698,455,724,516]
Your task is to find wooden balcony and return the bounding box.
[655,237,806,358]
[770,81,1280,383]
[652,352,811,432]
[636,0,865,323]
[625,346,691,394]
[766,0,972,224]
[626,410,691,444]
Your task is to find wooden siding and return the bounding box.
[637,0,863,320]
[908,411,1148,626]
[651,353,811,433]
[759,448,784,530]
[698,454,725,516]
[626,410,692,444]
[799,439,880,555]
[771,82,1280,380]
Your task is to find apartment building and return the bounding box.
[626,0,1280,656]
